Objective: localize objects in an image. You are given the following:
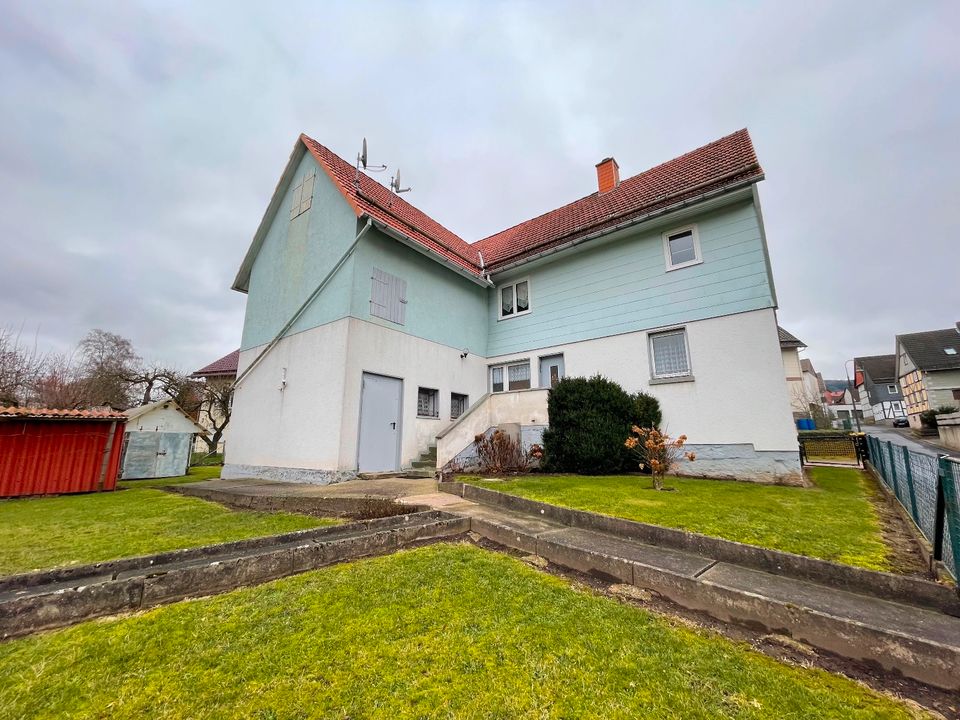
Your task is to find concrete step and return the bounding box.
[411,460,436,469]
[413,495,960,692]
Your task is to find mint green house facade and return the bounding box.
[226,131,802,484]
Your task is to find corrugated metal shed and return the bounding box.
[0,407,127,498]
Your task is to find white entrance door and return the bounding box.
[358,372,403,472]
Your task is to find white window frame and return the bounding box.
[416,387,439,419]
[497,277,532,320]
[489,360,531,393]
[648,328,692,379]
[661,224,702,271]
[887,384,899,394]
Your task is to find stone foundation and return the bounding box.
[675,444,805,486]
[221,463,357,485]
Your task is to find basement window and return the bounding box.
[451,393,469,420]
[498,278,531,319]
[662,225,702,271]
[417,387,439,418]
[289,171,315,220]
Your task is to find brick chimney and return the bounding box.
[595,157,620,193]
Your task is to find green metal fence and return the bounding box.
[866,435,960,580]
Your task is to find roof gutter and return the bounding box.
[486,175,761,277]
[368,217,493,287]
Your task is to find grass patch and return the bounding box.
[0,544,926,719]
[464,467,890,571]
[0,467,333,576]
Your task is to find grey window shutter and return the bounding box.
[370,268,406,325]
[300,173,314,214]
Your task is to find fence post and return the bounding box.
[937,455,960,576]
[886,441,899,500]
[900,445,919,522]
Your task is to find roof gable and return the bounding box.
[778,326,805,349]
[897,328,960,372]
[234,130,765,292]
[854,355,896,383]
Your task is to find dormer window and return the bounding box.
[498,279,531,319]
[945,348,957,355]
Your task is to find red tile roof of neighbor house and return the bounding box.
[192,349,240,377]
[301,129,763,274]
[0,407,128,420]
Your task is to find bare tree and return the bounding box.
[77,329,141,409]
[196,380,233,455]
[31,353,87,409]
[0,326,46,406]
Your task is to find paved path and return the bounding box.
[185,476,437,500]
[863,425,955,456]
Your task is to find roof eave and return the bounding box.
[367,217,493,288]
[486,177,761,277]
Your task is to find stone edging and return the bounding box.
[439,481,960,616]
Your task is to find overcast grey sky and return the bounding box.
[1,1,957,378]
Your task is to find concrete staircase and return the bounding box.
[408,445,437,476]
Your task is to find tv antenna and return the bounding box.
[390,168,412,194]
[355,137,387,184]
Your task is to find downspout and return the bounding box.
[234,218,373,389]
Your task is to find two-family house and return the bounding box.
[226,129,801,484]
[853,354,905,422]
[896,327,960,428]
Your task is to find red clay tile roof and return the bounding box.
[0,406,128,420]
[473,129,762,268]
[301,135,482,274]
[299,129,762,276]
[192,349,240,378]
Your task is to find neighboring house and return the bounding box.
[896,326,960,428]
[121,400,208,479]
[227,129,801,485]
[825,387,863,425]
[853,355,905,422]
[191,349,239,454]
[799,358,827,415]
[778,327,808,418]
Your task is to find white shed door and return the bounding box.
[358,373,403,473]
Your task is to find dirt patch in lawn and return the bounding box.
[469,533,958,719]
[860,472,931,578]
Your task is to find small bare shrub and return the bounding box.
[624,426,696,490]
[475,430,530,474]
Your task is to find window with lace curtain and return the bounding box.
[649,329,691,379]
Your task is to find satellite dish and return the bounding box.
[360,138,368,169]
[390,168,412,194]
[355,137,386,176]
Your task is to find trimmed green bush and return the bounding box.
[542,376,661,474]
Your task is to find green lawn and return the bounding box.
[0,467,333,576]
[0,544,926,719]
[464,467,890,571]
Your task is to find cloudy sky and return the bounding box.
[1,1,957,379]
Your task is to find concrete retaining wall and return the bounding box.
[0,511,468,640]
[441,481,960,616]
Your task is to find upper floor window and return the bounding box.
[649,328,691,379]
[490,361,531,392]
[370,268,407,325]
[498,279,531,319]
[887,384,899,394]
[662,225,702,271]
[289,171,315,220]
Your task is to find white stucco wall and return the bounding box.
[338,317,489,469]
[125,403,200,434]
[226,318,351,473]
[485,307,797,452]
